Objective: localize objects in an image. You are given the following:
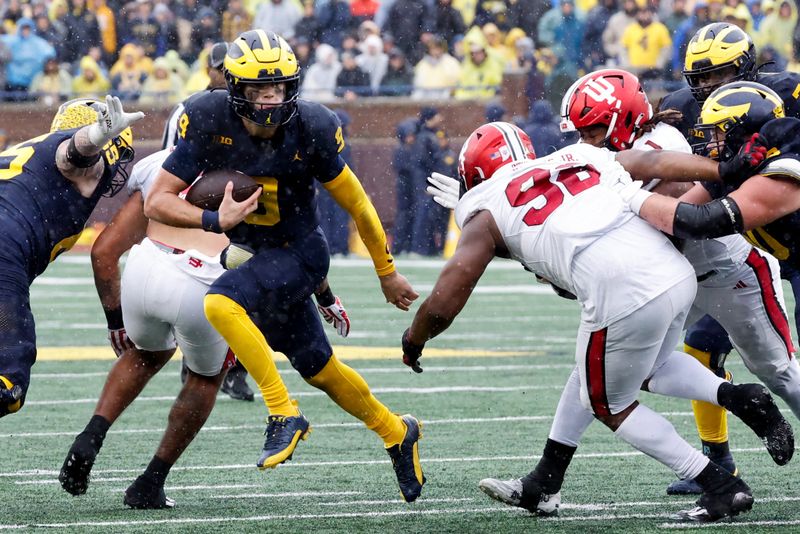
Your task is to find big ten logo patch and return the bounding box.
[213,135,234,146]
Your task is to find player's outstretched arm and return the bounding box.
[401,210,498,372]
[56,95,144,196]
[616,149,721,183]
[91,191,148,356]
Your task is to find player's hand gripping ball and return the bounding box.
[185,170,261,211]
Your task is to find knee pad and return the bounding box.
[0,375,24,417]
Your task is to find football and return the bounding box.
[185,169,261,211]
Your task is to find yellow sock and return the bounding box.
[204,294,297,417]
[685,344,729,443]
[305,354,406,446]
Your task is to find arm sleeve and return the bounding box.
[672,197,744,239]
[323,165,396,276]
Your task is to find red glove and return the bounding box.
[317,296,351,338]
[718,133,769,182]
[108,327,135,357]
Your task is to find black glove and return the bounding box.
[718,133,769,184]
[402,328,424,373]
[0,381,23,416]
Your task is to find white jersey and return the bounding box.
[633,123,750,282]
[127,148,171,199]
[455,143,694,329]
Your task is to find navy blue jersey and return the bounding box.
[0,130,116,281]
[659,71,800,139]
[703,117,800,268]
[163,90,347,248]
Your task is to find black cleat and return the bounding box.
[386,414,425,502]
[674,477,753,522]
[479,477,560,516]
[59,432,103,496]
[723,383,794,465]
[667,453,738,496]
[257,411,311,469]
[221,364,254,402]
[124,475,176,509]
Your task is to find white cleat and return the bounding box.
[478,477,560,516]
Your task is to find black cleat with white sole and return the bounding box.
[674,477,753,523]
[479,477,560,516]
[124,475,176,510]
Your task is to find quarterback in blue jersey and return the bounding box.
[657,22,800,494]
[145,30,425,502]
[0,96,143,417]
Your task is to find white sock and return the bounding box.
[549,366,595,447]
[614,404,709,480]
[645,351,723,404]
[761,358,800,420]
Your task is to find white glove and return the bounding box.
[317,296,351,337]
[87,95,145,148]
[615,180,653,215]
[426,172,461,210]
[108,327,136,357]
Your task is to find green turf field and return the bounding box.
[3,254,800,532]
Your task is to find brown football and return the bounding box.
[185,170,261,211]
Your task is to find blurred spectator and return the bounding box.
[603,0,637,65]
[663,0,689,34]
[336,51,372,99]
[341,33,360,56]
[71,55,110,97]
[522,99,563,156]
[385,0,434,63]
[760,44,788,70]
[582,0,616,70]
[351,0,380,27]
[123,0,159,57]
[93,0,117,62]
[293,37,314,82]
[513,36,536,70]
[140,56,183,105]
[1,0,25,34]
[454,32,503,100]
[357,34,388,92]
[507,0,550,45]
[190,7,221,61]
[722,3,754,33]
[301,43,341,101]
[474,0,509,30]
[295,1,321,43]
[672,2,712,78]
[34,14,65,54]
[392,117,420,255]
[318,0,352,49]
[485,101,506,122]
[620,6,672,79]
[412,36,461,99]
[152,4,179,57]
[483,23,515,65]
[2,17,55,100]
[174,0,200,59]
[162,50,190,82]
[0,39,9,94]
[551,0,585,68]
[411,107,449,256]
[358,19,382,40]
[434,0,467,49]
[316,109,353,256]
[62,0,99,64]
[751,0,767,30]
[28,56,72,105]
[379,47,414,95]
[111,43,148,100]
[0,129,8,151]
[757,0,796,60]
[222,0,253,43]
[544,49,579,109]
[255,0,303,40]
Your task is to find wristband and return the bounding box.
[315,286,335,307]
[628,189,653,216]
[66,136,102,168]
[103,307,124,330]
[201,210,224,233]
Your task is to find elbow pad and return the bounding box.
[673,197,744,240]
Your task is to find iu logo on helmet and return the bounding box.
[583,78,617,105]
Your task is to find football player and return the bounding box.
[403,120,792,522]
[658,23,800,493]
[144,30,425,502]
[0,96,142,418]
[59,148,352,508]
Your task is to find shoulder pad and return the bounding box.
[182,91,226,134]
[657,88,697,114]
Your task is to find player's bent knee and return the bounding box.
[595,401,639,431]
[203,293,239,327]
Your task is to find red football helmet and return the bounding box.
[559,69,653,151]
[458,122,536,190]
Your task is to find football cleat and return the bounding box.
[221,364,254,402]
[123,475,176,509]
[724,384,794,465]
[667,453,738,496]
[386,414,425,502]
[478,477,560,516]
[257,411,311,469]
[59,432,103,496]
[673,477,753,522]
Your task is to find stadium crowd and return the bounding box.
[2,0,800,105]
